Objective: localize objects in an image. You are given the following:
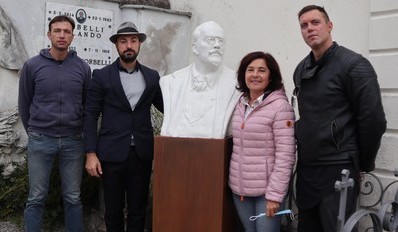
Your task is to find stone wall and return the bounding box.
[0,5,29,173]
[104,0,170,9]
[0,0,189,175]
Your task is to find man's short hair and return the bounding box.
[298,5,330,23]
[48,15,75,32]
[192,21,223,43]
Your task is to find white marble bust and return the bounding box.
[160,21,240,138]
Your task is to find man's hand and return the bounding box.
[85,152,103,177]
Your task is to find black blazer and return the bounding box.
[83,59,163,162]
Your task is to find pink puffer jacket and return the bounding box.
[228,89,296,203]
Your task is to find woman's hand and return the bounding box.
[266,200,280,217]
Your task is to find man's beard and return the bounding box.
[119,49,138,63]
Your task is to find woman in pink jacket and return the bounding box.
[229,51,296,231]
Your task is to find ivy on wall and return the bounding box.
[0,162,28,223]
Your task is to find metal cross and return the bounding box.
[335,169,354,232]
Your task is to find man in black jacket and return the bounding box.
[84,21,163,232]
[293,5,386,232]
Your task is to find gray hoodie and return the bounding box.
[18,49,91,137]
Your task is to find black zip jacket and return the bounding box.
[293,42,386,172]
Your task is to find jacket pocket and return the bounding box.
[27,131,42,139]
[331,120,340,151]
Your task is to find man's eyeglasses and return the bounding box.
[205,36,224,46]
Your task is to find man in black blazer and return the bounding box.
[84,21,163,232]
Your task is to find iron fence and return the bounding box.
[284,169,398,232]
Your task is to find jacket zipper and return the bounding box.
[238,103,264,197]
[238,105,247,197]
[58,63,63,135]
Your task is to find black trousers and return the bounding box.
[297,168,359,232]
[101,146,152,232]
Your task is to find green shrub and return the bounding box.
[0,162,28,224]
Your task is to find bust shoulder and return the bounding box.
[168,65,192,79]
[159,64,192,90]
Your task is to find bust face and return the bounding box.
[193,23,225,67]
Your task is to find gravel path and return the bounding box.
[0,222,21,232]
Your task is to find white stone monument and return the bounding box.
[160,21,240,138]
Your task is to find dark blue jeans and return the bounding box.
[24,132,84,232]
[232,194,283,232]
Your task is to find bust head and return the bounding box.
[192,21,225,72]
[159,21,240,139]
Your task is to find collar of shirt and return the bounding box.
[308,42,337,68]
[190,65,208,91]
[190,64,222,91]
[241,93,265,109]
[117,59,140,74]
